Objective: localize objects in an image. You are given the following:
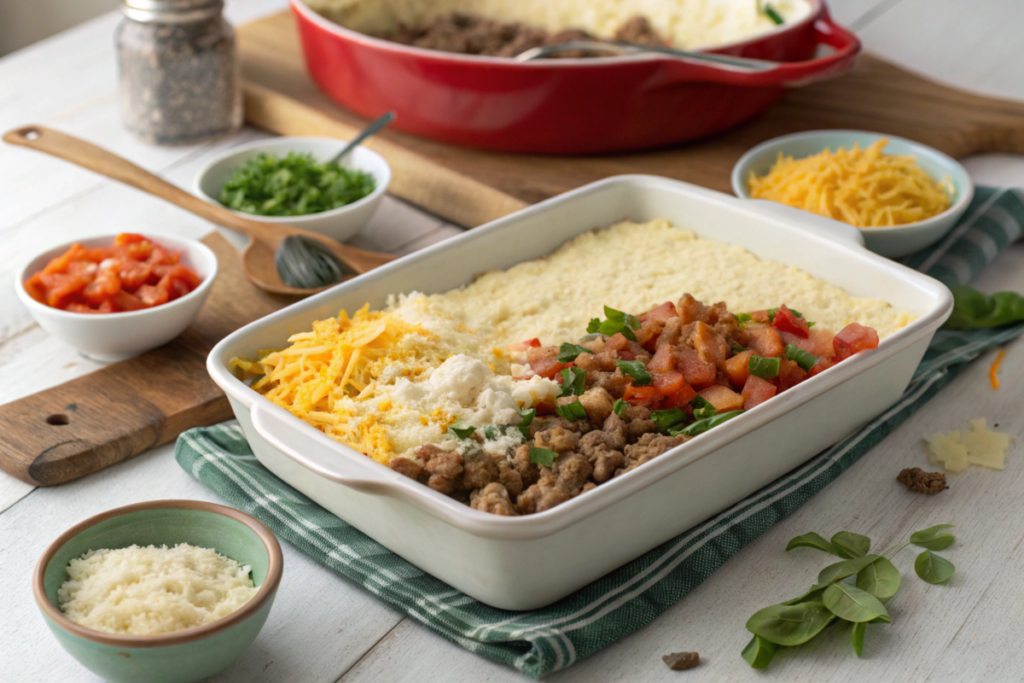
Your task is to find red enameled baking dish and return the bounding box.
[291,0,860,154]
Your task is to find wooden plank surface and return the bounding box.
[2,0,1024,681]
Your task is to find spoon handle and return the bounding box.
[329,111,396,165]
[2,125,276,242]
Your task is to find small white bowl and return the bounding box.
[732,130,974,258]
[193,136,391,242]
[16,234,218,362]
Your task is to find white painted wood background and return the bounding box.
[1,1,1022,681]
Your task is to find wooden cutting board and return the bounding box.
[238,10,1024,217]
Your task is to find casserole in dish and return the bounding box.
[208,176,951,609]
[290,0,860,154]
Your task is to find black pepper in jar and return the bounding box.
[115,0,242,145]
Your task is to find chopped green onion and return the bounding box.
[515,408,536,438]
[670,410,744,437]
[766,308,778,323]
[785,344,819,371]
[586,305,641,341]
[764,3,784,25]
[557,342,593,364]
[651,407,687,432]
[449,421,476,439]
[789,308,804,318]
[735,313,752,324]
[690,395,717,420]
[808,321,816,328]
[749,355,781,380]
[731,344,748,354]
[613,398,628,417]
[529,446,558,468]
[556,399,588,422]
[559,366,587,397]
[616,360,652,386]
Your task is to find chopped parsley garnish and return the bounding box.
[749,355,781,380]
[587,305,641,341]
[218,152,376,217]
[515,408,536,438]
[613,398,628,417]
[616,360,652,386]
[670,410,744,437]
[651,407,687,432]
[559,366,587,397]
[557,343,593,364]
[448,421,476,439]
[763,3,784,25]
[690,395,717,420]
[529,446,558,468]
[556,399,588,422]
[785,344,820,371]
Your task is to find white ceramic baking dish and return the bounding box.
[208,176,952,610]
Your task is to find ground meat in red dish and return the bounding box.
[393,295,880,515]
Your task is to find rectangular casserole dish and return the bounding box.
[207,176,952,610]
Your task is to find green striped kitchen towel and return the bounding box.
[176,186,1024,679]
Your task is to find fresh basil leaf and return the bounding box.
[613,398,627,417]
[823,583,890,623]
[731,344,748,354]
[555,399,588,422]
[616,360,651,386]
[946,285,1024,329]
[604,305,640,331]
[785,344,819,372]
[448,421,475,439]
[735,312,752,324]
[670,410,743,437]
[852,622,866,658]
[817,554,883,586]
[748,355,780,379]
[914,550,955,584]
[651,408,687,432]
[909,524,956,551]
[557,342,593,364]
[856,557,901,603]
[588,306,641,341]
[559,366,587,397]
[782,584,826,606]
[741,635,777,669]
[746,601,835,646]
[785,532,839,556]
[831,531,871,559]
[690,395,716,420]
[529,446,558,468]
[515,408,536,438]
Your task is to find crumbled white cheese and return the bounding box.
[928,419,1012,473]
[58,544,258,635]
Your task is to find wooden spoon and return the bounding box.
[3,125,396,296]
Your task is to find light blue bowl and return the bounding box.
[34,501,283,683]
[731,130,973,258]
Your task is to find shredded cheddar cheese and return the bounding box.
[748,139,952,228]
[990,349,1006,389]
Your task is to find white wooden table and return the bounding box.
[2,2,1023,681]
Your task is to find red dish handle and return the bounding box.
[665,9,861,88]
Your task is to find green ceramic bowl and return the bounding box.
[34,500,283,683]
[732,130,974,258]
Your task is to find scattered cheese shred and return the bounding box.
[990,349,1006,389]
[927,419,1012,473]
[748,139,952,228]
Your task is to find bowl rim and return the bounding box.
[192,135,392,224]
[15,232,219,320]
[730,128,975,232]
[290,0,824,66]
[33,499,284,648]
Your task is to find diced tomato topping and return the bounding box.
[638,301,678,323]
[781,328,835,358]
[535,400,556,415]
[648,343,675,373]
[510,338,542,351]
[623,385,657,405]
[651,371,686,397]
[741,375,777,410]
[698,385,745,412]
[661,383,697,409]
[618,350,636,360]
[674,346,717,390]
[746,325,785,357]
[772,304,809,338]
[775,358,807,393]
[604,333,630,352]
[807,357,835,378]
[528,356,568,379]
[723,349,753,387]
[833,323,880,361]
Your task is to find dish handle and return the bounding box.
[747,199,867,249]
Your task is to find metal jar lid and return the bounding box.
[121,0,224,23]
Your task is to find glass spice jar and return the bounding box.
[115,0,242,145]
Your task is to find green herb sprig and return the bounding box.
[616,360,651,386]
[559,366,587,397]
[557,343,593,364]
[587,306,641,341]
[742,525,958,669]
